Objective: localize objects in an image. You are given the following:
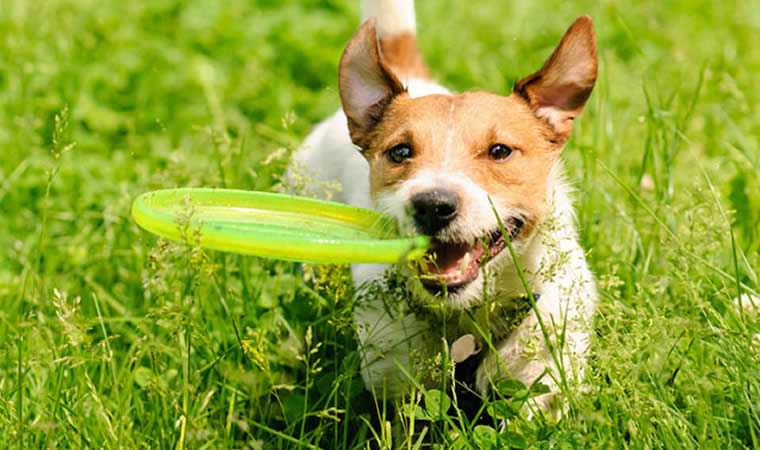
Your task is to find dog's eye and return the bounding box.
[387,144,413,164]
[488,144,514,161]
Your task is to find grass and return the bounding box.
[1,0,759,447]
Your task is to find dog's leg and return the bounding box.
[352,263,439,398]
[474,284,595,418]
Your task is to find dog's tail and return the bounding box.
[360,0,428,79]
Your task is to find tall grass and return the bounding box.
[0,0,758,447]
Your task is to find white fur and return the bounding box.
[361,0,416,38]
[735,294,760,345]
[288,1,598,411]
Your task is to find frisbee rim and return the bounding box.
[131,188,428,264]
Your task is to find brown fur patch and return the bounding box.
[363,91,562,226]
[379,32,429,80]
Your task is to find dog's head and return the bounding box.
[339,17,597,307]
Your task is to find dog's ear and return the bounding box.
[515,15,597,142]
[339,18,405,149]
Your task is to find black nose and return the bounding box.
[410,189,460,235]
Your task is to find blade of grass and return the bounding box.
[600,161,759,297]
[487,196,568,394]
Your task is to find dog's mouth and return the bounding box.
[418,217,524,294]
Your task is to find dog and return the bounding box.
[290,0,598,415]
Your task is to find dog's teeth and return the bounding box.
[459,252,471,274]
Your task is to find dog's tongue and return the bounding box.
[425,240,485,276]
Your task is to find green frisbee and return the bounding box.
[131,188,429,264]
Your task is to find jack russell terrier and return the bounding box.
[290,0,598,414]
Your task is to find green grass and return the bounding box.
[1,0,759,447]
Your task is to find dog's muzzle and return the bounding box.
[410,189,460,235]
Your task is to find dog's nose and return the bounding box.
[410,189,460,235]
